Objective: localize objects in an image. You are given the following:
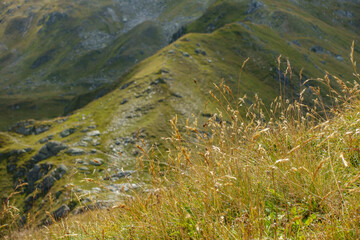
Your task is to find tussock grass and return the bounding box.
[4,43,360,239]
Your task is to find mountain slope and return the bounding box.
[0,0,216,130]
[1,0,360,226]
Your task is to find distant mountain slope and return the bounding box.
[0,0,359,225]
[0,0,215,130]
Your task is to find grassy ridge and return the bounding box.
[1,0,360,234]
[8,45,360,239]
[0,18,358,227]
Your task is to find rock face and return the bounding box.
[31,141,68,163]
[9,120,51,136]
[246,0,264,14]
[53,204,70,220]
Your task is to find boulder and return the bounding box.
[89,158,104,166]
[52,164,67,180]
[53,204,70,220]
[246,0,264,14]
[31,141,68,163]
[66,148,86,156]
[9,120,51,136]
[39,135,54,144]
[60,128,77,138]
[310,46,324,53]
[39,175,56,193]
[104,170,135,180]
[87,130,101,137]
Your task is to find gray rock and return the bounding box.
[91,149,97,154]
[89,158,104,166]
[182,52,190,57]
[77,141,88,147]
[7,162,17,173]
[31,141,68,163]
[39,175,56,193]
[106,183,139,192]
[39,135,54,144]
[87,130,101,137]
[66,148,86,156]
[104,170,135,180]
[74,158,84,164]
[92,140,101,146]
[292,40,301,47]
[53,204,70,220]
[27,164,42,184]
[52,164,67,180]
[78,166,89,171]
[195,48,207,56]
[60,128,77,138]
[82,136,93,142]
[310,46,324,53]
[92,187,101,193]
[9,120,51,136]
[246,0,264,14]
[335,55,344,61]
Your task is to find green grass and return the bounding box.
[6,44,360,239]
[1,0,360,235]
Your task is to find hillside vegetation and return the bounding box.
[0,0,215,130]
[0,0,360,237]
[5,43,360,239]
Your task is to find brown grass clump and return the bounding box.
[5,43,360,239]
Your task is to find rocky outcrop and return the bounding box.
[66,148,86,156]
[104,170,135,180]
[59,128,77,138]
[30,141,68,164]
[9,120,51,136]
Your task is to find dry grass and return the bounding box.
[3,43,360,239]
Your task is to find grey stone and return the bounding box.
[246,0,264,14]
[39,135,54,144]
[104,170,135,180]
[52,164,67,180]
[66,148,86,156]
[31,141,68,163]
[310,46,324,53]
[82,136,93,142]
[77,141,88,147]
[78,166,89,171]
[89,158,104,166]
[9,120,51,136]
[39,175,56,193]
[53,204,70,220]
[335,55,344,61]
[87,130,101,137]
[92,187,101,193]
[182,52,190,57]
[60,128,77,138]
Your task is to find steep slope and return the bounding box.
[0,0,216,130]
[0,0,360,225]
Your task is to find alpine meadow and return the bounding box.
[1,0,360,239]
